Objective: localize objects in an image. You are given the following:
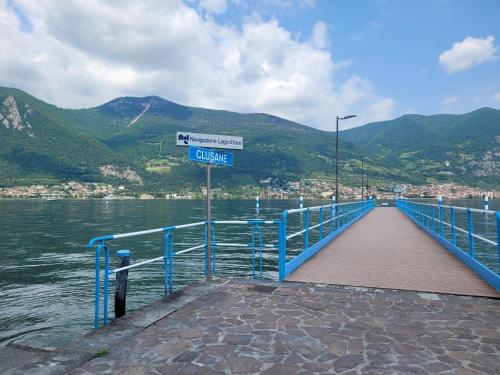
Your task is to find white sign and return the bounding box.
[176,132,243,150]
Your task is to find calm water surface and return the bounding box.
[0,198,498,347]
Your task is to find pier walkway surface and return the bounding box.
[4,278,500,374]
[287,207,500,298]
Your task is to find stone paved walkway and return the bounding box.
[65,278,500,375]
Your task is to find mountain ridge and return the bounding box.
[1,85,498,191]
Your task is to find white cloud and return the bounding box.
[494,92,500,102]
[0,0,395,130]
[443,95,458,105]
[311,21,328,49]
[199,0,227,14]
[439,36,497,74]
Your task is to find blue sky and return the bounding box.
[211,0,500,115]
[0,0,499,129]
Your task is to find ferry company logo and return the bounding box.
[177,133,190,145]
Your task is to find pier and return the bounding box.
[3,198,500,374]
[287,207,500,298]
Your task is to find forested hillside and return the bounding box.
[1,86,498,191]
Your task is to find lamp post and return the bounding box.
[335,114,357,203]
[361,158,364,201]
[366,171,369,200]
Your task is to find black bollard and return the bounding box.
[115,250,130,318]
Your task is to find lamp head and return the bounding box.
[340,115,357,120]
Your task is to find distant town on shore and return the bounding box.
[0,180,496,200]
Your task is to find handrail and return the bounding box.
[286,200,362,214]
[402,206,498,246]
[88,200,375,328]
[403,201,496,215]
[87,222,207,247]
[397,199,500,291]
[87,218,280,328]
[285,204,367,240]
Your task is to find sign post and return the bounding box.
[178,134,242,278]
[207,164,212,276]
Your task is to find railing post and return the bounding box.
[336,204,340,229]
[496,212,500,274]
[91,242,110,328]
[163,232,170,295]
[94,243,101,329]
[439,204,444,238]
[258,225,263,279]
[115,249,130,318]
[432,205,436,232]
[304,208,310,251]
[329,204,334,234]
[251,225,256,278]
[278,212,287,281]
[319,207,323,240]
[468,209,474,258]
[425,205,429,228]
[163,231,174,294]
[211,225,217,274]
[450,207,456,245]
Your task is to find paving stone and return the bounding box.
[226,356,263,373]
[179,328,203,339]
[172,351,198,363]
[329,341,347,356]
[13,278,499,374]
[261,364,302,375]
[302,361,331,372]
[333,354,365,372]
[423,361,453,373]
[221,334,252,345]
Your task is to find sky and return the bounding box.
[0,0,499,130]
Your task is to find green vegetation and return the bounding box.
[342,109,500,188]
[0,86,498,191]
[95,348,109,357]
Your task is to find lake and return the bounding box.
[0,198,498,348]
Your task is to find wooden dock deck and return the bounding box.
[287,207,500,298]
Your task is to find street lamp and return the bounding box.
[361,158,364,201]
[335,114,357,203]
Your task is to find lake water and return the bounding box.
[0,198,498,348]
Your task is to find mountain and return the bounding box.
[0,85,498,192]
[0,87,137,186]
[342,108,500,187]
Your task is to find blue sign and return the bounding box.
[188,146,233,167]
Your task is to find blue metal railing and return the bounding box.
[87,200,374,328]
[87,219,280,328]
[279,199,375,281]
[397,199,500,291]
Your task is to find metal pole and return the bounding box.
[468,208,474,258]
[496,212,500,274]
[335,116,339,203]
[366,172,369,200]
[206,164,212,277]
[450,207,456,245]
[361,159,364,201]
